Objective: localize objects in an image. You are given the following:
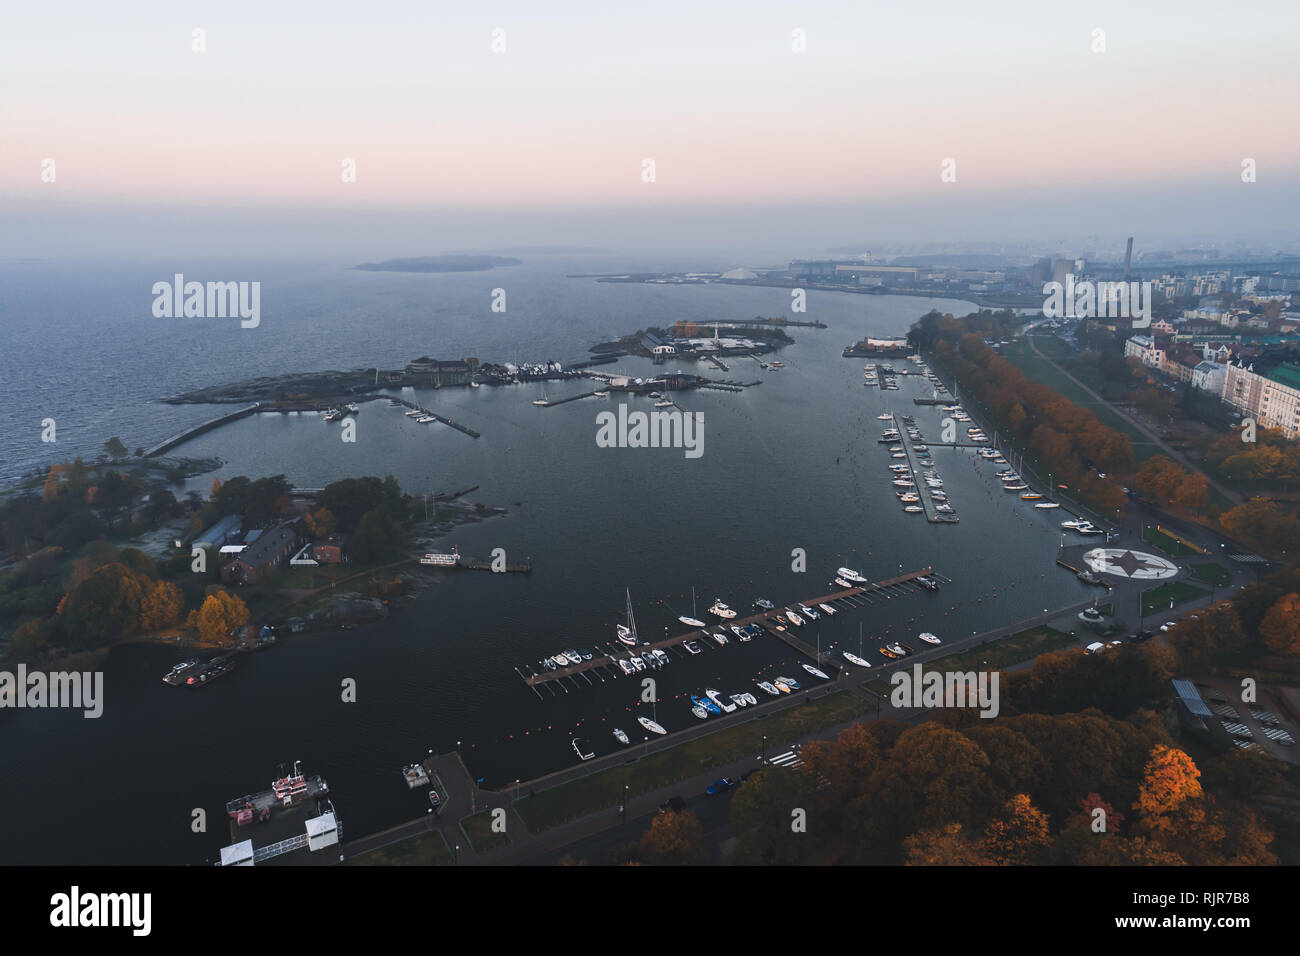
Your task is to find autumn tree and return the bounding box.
[187,590,250,645]
[982,793,1051,865]
[140,580,185,632]
[305,507,336,539]
[1258,592,1300,656]
[902,823,993,865]
[1135,745,1202,837]
[635,809,706,865]
[57,563,145,648]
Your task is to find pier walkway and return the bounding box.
[394,399,480,438]
[519,567,934,688]
[144,403,261,457]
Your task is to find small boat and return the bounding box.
[593,390,609,397]
[1020,492,1043,500]
[629,655,646,671]
[777,676,801,690]
[683,640,702,655]
[730,694,750,708]
[691,705,709,720]
[785,610,805,626]
[834,577,854,589]
[798,604,819,620]
[819,603,836,616]
[654,400,674,408]
[918,632,942,645]
[837,568,867,584]
[615,658,634,674]
[802,664,829,680]
[772,679,792,694]
[613,728,630,745]
[553,652,571,666]
[842,652,872,668]
[730,624,746,639]
[879,646,900,659]
[756,681,781,696]
[692,695,721,715]
[616,588,639,645]
[708,599,737,619]
[876,412,893,420]
[578,648,594,660]
[543,657,558,670]
[741,693,757,706]
[706,689,736,713]
[572,738,594,761]
[1035,502,1060,509]
[652,649,669,665]
[638,716,667,735]
[904,505,923,513]
[416,415,437,424]
[755,598,775,610]
[711,631,729,646]
[470,381,481,388]
[404,409,422,417]
[1004,483,1029,492]
[679,616,706,628]
[773,613,789,626]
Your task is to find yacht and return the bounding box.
[679,615,706,628]
[893,479,915,488]
[615,658,634,675]
[638,716,667,735]
[756,681,781,696]
[754,598,775,610]
[532,385,549,406]
[730,624,747,639]
[801,664,829,680]
[705,689,737,713]
[904,505,924,513]
[918,632,942,645]
[785,609,805,626]
[613,728,630,745]
[683,640,702,655]
[837,568,867,583]
[876,412,893,420]
[708,599,737,619]
[652,649,669,666]
[798,604,819,620]
[842,651,872,668]
[819,603,837,616]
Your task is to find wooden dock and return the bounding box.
[394,399,480,438]
[519,567,935,687]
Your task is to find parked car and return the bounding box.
[1160,621,1178,632]
[706,777,737,795]
[658,796,686,814]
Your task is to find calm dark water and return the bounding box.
[0,261,1091,863]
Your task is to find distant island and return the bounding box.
[353,255,522,273]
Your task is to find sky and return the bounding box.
[2,0,1298,260]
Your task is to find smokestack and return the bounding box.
[1123,237,1134,279]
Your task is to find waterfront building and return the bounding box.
[195,514,243,550]
[221,526,301,585]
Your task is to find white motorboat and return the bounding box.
[837,568,867,583]
[785,610,805,626]
[553,652,571,666]
[683,640,702,655]
[708,599,737,619]
[613,728,630,745]
[904,505,924,513]
[1034,502,1061,509]
[730,694,750,708]
[652,649,670,665]
[756,681,781,696]
[404,409,421,417]
[798,604,818,620]
[691,705,709,719]
[638,716,667,735]
[711,631,729,646]
[819,603,836,616]
[741,693,758,706]
[802,664,830,680]
[679,616,706,628]
[918,632,942,645]
[730,624,746,639]
[706,688,736,713]
[842,651,872,668]
[834,577,854,589]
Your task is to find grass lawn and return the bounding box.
[1141,581,1209,616]
[1141,524,1201,557]
[513,691,872,832]
[1188,562,1232,587]
[461,809,512,853]
[933,626,1077,671]
[345,829,452,865]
